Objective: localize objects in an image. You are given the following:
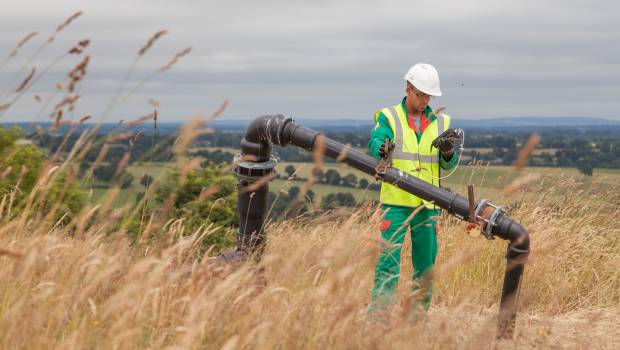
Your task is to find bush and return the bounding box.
[133,163,239,251]
[0,127,86,222]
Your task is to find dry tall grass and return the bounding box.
[0,168,618,349]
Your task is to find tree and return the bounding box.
[194,149,235,165]
[322,169,341,185]
[321,192,357,210]
[93,164,116,182]
[140,174,154,188]
[284,164,296,178]
[119,171,134,189]
[288,186,300,198]
[577,157,594,176]
[358,178,369,189]
[341,173,358,188]
[368,183,381,191]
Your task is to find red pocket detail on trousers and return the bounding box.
[380,220,392,232]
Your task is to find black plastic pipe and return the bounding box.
[233,115,530,338]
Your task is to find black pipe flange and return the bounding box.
[232,154,278,181]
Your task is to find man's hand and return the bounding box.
[375,138,395,179]
[379,138,395,159]
[432,128,463,158]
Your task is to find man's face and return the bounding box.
[406,84,433,112]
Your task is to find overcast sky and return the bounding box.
[0,0,618,123]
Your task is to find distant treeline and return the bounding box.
[191,128,620,174]
[29,125,620,176]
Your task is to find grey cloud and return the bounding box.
[0,0,618,122]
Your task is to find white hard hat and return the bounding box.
[403,63,442,97]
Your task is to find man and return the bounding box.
[368,63,458,315]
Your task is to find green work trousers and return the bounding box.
[370,204,439,313]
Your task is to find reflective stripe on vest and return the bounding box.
[388,106,442,163]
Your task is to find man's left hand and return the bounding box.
[432,128,463,159]
[441,146,454,160]
[435,136,455,157]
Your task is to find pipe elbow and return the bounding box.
[244,115,293,145]
[241,115,294,161]
[505,220,530,263]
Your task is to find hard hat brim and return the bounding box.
[404,77,442,97]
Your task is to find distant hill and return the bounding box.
[208,117,620,133]
[210,117,620,131]
[3,117,619,135]
[0,122,181,135]
[452,117,620,129]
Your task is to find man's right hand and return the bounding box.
[379,138,395,159]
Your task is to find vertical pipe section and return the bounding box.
[236,178,269,254]
[494,218,529,338]
[233,160,278,256]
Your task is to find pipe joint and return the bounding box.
[232,154,278,182]
[507,244,530,264]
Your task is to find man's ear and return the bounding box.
[405,82,413,93]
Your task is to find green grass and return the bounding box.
[86,181,142,206]
[126,161,174,180]
[86,162,173,205]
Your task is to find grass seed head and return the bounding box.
[48,11,83,43]
[514,133,541,171]
[15,67,36,92]
[8,32,38,58]
[160,47,192,72]
[139,29,168,56]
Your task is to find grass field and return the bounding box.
[126,161,174,179]
[2,163,618,349]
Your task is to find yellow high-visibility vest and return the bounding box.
[375,103,451,208]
